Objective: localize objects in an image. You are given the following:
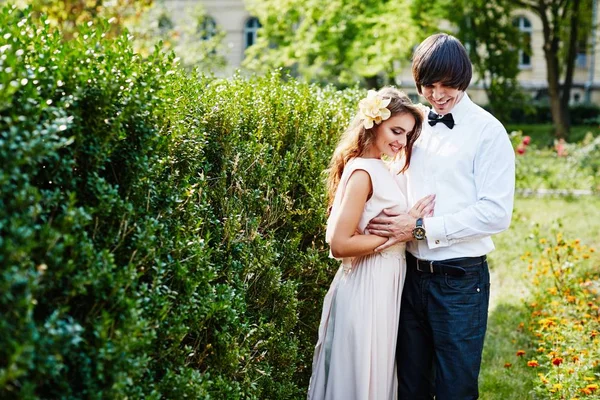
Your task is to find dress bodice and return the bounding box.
[326,157,408,269]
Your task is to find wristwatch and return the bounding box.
[412,218,426,240]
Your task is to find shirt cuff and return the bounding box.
[424,216,448,249]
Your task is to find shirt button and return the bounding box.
[435,240,440,244]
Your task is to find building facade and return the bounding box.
[165,0,600,105]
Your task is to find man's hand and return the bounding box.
[366,194,435,252]
[366,210,416,252]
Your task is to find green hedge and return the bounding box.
[0,5,359,398]
[500,103,600,126]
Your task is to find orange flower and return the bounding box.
[517,350,526,357]
[591,330,598,338]
[527,360,539,367]
[504,362,512,368]
[552,357,563,366]
[586,384,599,393]
[581,387,593,395]
[573,355,580,362]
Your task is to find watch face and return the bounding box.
[413,227,426,240]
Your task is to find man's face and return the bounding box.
[420,83,464,115]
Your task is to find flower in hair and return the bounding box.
[358,90,391,129]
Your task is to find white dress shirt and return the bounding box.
[402,93,515,260]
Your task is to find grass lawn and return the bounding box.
[479,196,600,399]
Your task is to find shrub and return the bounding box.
[492,102,600,126]
[0,4,359,398]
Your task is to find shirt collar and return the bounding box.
[445,91,472,126]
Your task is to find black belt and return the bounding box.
[407,253,486,276]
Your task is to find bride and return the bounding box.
[307,88,434,400]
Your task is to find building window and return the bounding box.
[576,39,588,68]
[199,16,217,40]
[244,17,261,49]
[513,16,532,68]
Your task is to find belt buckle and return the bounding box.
[416,259,435,274]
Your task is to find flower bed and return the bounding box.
[513,230,600,398]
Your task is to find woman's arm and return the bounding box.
[329,170,388,258]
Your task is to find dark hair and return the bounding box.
[412,33,472,94]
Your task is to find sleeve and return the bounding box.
[423,124,515,248]
[344,159,378,192]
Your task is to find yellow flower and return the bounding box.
[549,383,563,393]
[358,90,391,129]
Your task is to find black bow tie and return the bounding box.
[428,110,455,129]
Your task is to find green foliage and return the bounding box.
[125,2,227,71]
[508,127,600,194]
[506,124,600,147]
[480,197,600,399]
[21,0,153,39]
[519,227,600,399]
[244,0,419,87]
[0,4,361,398]
[509,131,599,193]
[502,102,600,127]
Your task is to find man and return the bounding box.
[367,33,515,399]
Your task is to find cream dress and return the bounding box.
[307,157,408,400]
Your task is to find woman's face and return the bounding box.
[370,113,416,159]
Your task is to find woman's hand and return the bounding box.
[408,194,435,219]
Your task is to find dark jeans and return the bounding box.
[397,253,490,400]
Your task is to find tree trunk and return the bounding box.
[539,8,570,139]
[560,0,582,134]
[364,75,379,89]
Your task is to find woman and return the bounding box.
[307,88,434,400]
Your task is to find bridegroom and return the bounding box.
[367,33,515,399]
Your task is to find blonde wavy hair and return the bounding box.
[326,87,423,212]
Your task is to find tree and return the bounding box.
[243,0,420,87]
[125,2,226,71]
[22,0,226,72]
[510,0,593,138]
[22,0,153,39]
